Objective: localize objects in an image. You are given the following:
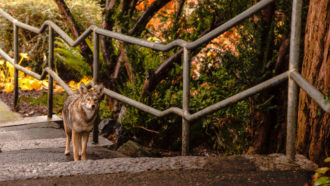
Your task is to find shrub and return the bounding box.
[0,0,102,78]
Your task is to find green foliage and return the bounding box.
[1,0,295,154]
[99,99,112,119]
[313,157,330,186]
[115,0,292,153]
[0,0,101,73]
[54,37,92,79]
[19,92,67,114]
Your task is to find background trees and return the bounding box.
[0,0,328,164]
[50,0,293,154]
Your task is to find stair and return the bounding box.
[0,116,122,181]
[0,113,318,185]
[0,116,208,182]
[0,100,20,123]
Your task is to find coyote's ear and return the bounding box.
[95,84,104,98]
[79,82,87,96]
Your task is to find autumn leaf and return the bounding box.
[5,83,13,93]
[19,53,30,61]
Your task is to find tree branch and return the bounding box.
[171,0,186,39]
[129,0,171,35]
[54,0,93,66]
[120,0,132,13]
[141,19,224,97]
[275,36,290,73]
[172,0,185,36]
[142,48,183,97]
[119,42,135,81]
[129,0,138,18]
[101,0,116,66]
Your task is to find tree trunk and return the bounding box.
[247,2,276,154]
[296,0,329,165]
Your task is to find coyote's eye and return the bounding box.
[87,98,91,101]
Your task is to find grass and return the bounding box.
[19,92,68,114]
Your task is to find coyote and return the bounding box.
[62,82,104,161]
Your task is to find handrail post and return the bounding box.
[93,31,99,144]
[182,47,190,155]
[13,24,19,111]
[48,26,54,119]
[286,0,302,161]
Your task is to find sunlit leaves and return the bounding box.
[313,158,330,186]
[0,56,93,93]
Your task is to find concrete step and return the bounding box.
[0,122,65,142]
[0,116,115,166]
[0,156,208,182]
[0,154,318,183]
[0,136,112,152]
[0,100,21,123]
[0,115,62,127]
[0,118,111,148]
[0,147,126,165]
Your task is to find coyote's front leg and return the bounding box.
[72,131,81,161]
[81,133,90,160]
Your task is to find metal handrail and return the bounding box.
[0,0,275,51]
[0,0,328,158]
[290,71,330,112]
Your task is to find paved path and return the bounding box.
[0,103,319,185]
[0,100,20,123]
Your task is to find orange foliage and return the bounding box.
[192,27,242,80]
[137,0,196,41]
[136,1,242,80]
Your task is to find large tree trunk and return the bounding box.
[296,0,330,165]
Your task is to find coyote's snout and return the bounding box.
[62,82,104,161]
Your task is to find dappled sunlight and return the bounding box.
[192,27,242,80]
[136,0,242,80]
[0,55,93,93]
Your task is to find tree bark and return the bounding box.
[296,0,329,165]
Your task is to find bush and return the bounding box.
[0,0,102,79]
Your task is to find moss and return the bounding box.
[99,99,111,119]
[19,92,68,114]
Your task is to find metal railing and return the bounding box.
[0,0,329,159]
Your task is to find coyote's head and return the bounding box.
[79,82,104,112]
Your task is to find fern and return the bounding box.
[54,37,91,77]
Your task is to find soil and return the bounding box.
[0,90,49,117]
